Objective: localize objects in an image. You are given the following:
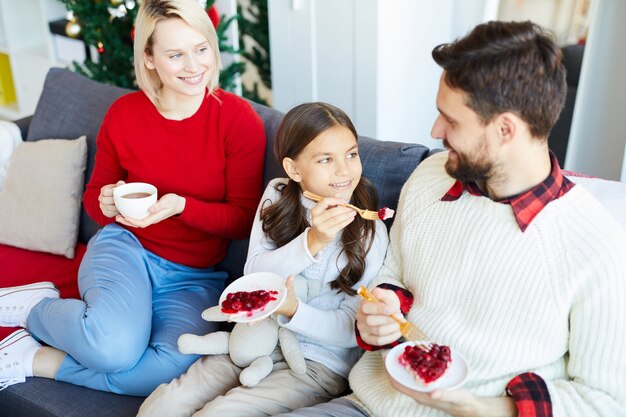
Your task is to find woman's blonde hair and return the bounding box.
[134,0,221,104]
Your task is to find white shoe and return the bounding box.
[0,282,60,328]
[0,329,41,390]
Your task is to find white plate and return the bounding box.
[218,272,287,323]
[385,341,469,392]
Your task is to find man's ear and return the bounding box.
[496,112,518,143]
[282,158,302,182]
[144,52,155,70]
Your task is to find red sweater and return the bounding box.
[84,90,266,268]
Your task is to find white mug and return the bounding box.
[113,182,158,219]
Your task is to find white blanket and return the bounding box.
[567,174,626,231]
[0,121,23,190]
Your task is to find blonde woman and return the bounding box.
[0,0,265,395]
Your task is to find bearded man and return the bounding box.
[276,20,626,417]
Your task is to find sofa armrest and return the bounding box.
[13,116,32,139]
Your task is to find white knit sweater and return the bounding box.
[348,152,626,417]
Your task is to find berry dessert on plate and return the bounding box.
[221,289,279,317]
[216,271,287,323]
[397,343,452,385]
[385,341,469,392]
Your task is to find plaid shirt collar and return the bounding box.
[441,152,575,232]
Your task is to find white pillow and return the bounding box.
[567,175,626,230]
[0,137,87,258]
[0,120,22,190]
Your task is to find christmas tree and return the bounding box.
[238,0,270,105]
[58,0,269,101]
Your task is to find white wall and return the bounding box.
[564,0,626,180]
[268,0,365,134]
[375,1,452,149]
[268,0,491,150]
[622,144,626,181]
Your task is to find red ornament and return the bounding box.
[207,5,220,28]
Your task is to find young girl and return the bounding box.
[138,102,390,417]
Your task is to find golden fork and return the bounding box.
[357,286,432,350]
[302,191,380,220]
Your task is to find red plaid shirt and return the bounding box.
[441,152,574,231]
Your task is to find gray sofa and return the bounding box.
[1,68,435,417]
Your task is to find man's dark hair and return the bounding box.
[432,20,566,139]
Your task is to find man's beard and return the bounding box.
[444,140,492,183]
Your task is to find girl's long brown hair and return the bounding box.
[261,102,378,295]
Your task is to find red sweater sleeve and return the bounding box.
[178,96,265,240]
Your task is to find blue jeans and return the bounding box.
[27,224,227,396]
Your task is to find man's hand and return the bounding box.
[387,369,518,417]
[356,287,403,346]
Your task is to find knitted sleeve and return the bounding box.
[542,245,626,417]
[180,96,265,239]
[355,165,419,351]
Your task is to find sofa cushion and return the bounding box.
[0,242,86,344]
[0,378,143,417]
[0,243,84,301]
[0,137,87,258]
[26,68,133,244]
[358,136,434,211]
[248,100,284,188]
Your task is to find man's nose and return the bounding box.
[431,115,446,140]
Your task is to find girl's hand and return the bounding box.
[386,373,517,417]
[275,275,299,318]
[307,195,356,256]
[99,180,125,218]
[356,287,403,346]
[116,193,186,228]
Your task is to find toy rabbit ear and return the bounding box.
[202,305,228,322]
